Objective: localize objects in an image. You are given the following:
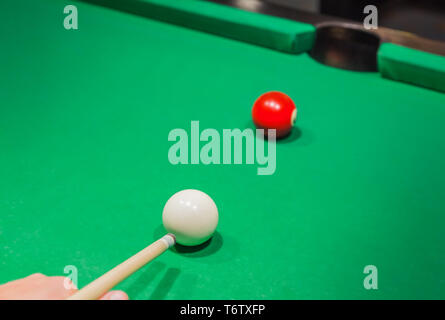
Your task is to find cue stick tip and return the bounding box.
[162,233,176,248]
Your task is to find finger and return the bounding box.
[49,276,78,299]
[26,273,46,280]
[99,290,129,300]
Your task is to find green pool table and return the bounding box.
[1,0,445,300]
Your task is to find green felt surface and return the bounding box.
[81,0,315,54]
[1,0,445,299]
[378,43,445,93]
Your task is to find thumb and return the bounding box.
[99,290,129,300]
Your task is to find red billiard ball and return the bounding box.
[252,91,297,138]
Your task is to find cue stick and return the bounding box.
[67,234,176,300]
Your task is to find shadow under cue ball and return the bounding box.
[162,189,219,246]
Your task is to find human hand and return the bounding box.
[0,273,128,300]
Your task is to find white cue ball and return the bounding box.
[162,189,219,246]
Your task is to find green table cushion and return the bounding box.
[378,43,445,93]
[80,0,315,54]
